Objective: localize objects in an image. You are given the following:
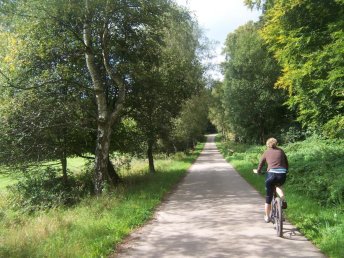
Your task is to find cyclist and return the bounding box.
[253,137,288,223]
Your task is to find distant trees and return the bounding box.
[0,1,208,194]
[171,91,210,151]
[212,22,290,143]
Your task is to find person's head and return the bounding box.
[266,137,278,148]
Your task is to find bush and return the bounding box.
[284,138,344,207]
[219,136,344,208]
[280,126,305,144]
[8,166,93,212]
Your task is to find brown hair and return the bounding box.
[266,138,278,148]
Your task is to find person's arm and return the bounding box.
[257,153,266,173]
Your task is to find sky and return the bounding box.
[175,0,261,79]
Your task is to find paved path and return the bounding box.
[116,135,325,258]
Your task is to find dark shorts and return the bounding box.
[265,172,287,204]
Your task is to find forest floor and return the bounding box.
[114,135,325,258]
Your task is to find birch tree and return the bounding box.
[0,0,179,194]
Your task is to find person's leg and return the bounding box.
[265,203,271,217]
[265,173,274,222]
[276,174,287,208]
[276,186,284,200]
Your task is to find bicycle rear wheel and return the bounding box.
[275,197,283,237]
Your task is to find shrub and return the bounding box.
[280,125,305,144]
[8,166,93,212]
[285,138,344,207]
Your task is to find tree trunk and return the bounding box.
[94,123,111,194]
[107,157,121,185]
[61,154,68,185]
[173,143,178,153]
[147,140,155,174]
[84,1,125,194]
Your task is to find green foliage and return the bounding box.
[8,166,93,212]
[127,5,206,168]
[0,0,208,190]
[285,138,344,206]
[0,143,204,257]
[323,115,344,139]
[217,136,344,257]
[209,81,228,136]
[279,125,305,144]
[218,21,291,143]
[171,91,210,151]
[0,83,95,167]
[260,0,344,138]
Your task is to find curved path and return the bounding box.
[116,135,325,258]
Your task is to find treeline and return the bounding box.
[0,0,210,195]
[210,0,343,143]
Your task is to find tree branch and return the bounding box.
[83,0,108,123]
[101,20,126,126]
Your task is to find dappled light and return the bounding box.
[116,136,324,257]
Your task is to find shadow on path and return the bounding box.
[115,135,326,258]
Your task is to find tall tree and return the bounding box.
[0,14,95,184]
[129,5,205,173]
[221,22,290,143]
[0,0,181,193]
[247,0,344,138]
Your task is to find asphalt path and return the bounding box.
[115,135,325,258]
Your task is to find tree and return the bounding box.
[0,83,95,184]
[221,22,290,143]
[0,13,96,184]
[209,81,229,138]
[128,5,206,173]
[0,0,183,193]
[171,91,210,151]
[248,0,344,138]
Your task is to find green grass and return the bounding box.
[0,144,204,257]
[0,174,16,190]
[216,136,344,258]
[0,157,89,192]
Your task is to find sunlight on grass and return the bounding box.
[0,143,204,257]
[216,137,344,258]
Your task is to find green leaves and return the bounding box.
[217,22,290,143]
[260,0,344,137]
[0,0,207,185]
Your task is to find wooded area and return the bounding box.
[0,0,210,196]
[0,0,343,257]
[0,0,342,213]
[211,0,343,143]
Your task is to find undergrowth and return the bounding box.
[217,136,344,258]
[0,144,204,257]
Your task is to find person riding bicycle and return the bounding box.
[253,137,288,223]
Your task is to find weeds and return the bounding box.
[0,144,204,257]
[217,136,344,258]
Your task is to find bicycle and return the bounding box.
[271,186,283,237]
[253,169,284,237]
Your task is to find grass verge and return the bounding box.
[0,143,204,257]
[216,136,344,258]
